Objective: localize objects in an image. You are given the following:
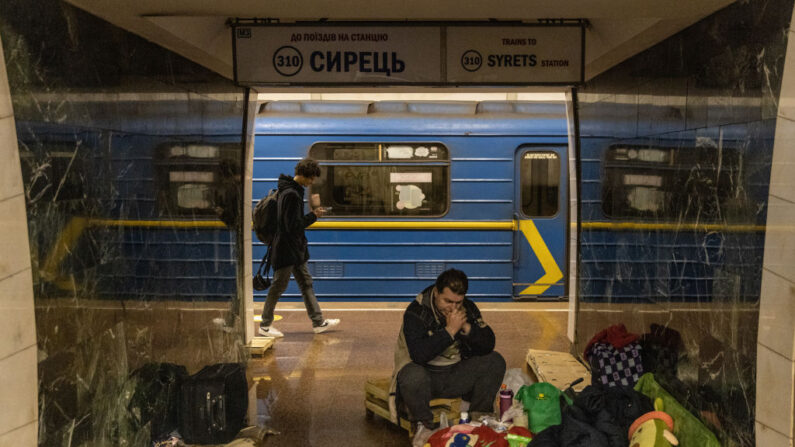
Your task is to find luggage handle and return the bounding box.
[205,393,227,430]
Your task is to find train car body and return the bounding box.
[252,101,571,302]
[20,98,768,305]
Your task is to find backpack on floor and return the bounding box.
[252,188,278,245]
[128,362,188,442]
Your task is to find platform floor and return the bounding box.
[248,302,569,446]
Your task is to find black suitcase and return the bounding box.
[128,362,188,441]
[179,363,248,444]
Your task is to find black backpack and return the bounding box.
[252,188,278,245]
[128,363,188,442]
[252,189,278,290]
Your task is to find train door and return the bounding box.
[512,146,567,299]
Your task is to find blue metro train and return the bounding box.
[253,100,571,302]
[22,99,768,304]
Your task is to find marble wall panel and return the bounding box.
[1,0,247,444]
[0,116,22,200]
[754,422,793,447]
[0,421,37,446]
[685,79,709,130]
[0,346,38,435]
[764,195,795,282]
[0,46,9,119]
[770,116,795,203]
[0,268,36,361]
[754,10,795,442]
[755,343,795,438]
[578,94,639,138]
[575,0,795,445]
[0,32,37,445]
[0,195,31,279]
[758,268,795,361]
[781,30,795,122]
[636,77,688,136]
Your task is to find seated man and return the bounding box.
[388,269,506,445]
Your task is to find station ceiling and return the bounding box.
[64,0,735,87]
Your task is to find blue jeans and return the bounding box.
[259,263,324,327]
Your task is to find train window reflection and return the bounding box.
[177,184,212,209]
[309,142,449,217]
[155,143,239,217]
[169,171,215,182]
[626,186,666,212]
[602,144,743,220]
[520,151,560,217]
[169,144,219,158]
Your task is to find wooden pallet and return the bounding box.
[248,336,276,356]
[364,377,461,436]
[526,349,590,392]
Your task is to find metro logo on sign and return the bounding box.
[273,46,303,76]
[461,50,483,72]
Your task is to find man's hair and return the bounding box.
[435,268,468,295]
[295,158,321,178]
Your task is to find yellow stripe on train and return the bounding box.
[42,217,766,295]
[517,220,563,296]
[580,221,766,232]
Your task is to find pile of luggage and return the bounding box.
[504,324,720,447]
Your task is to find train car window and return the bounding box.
[155,143,240,218]
[602,145,742,220]
[519,151,560,217]
[308,143,449,216]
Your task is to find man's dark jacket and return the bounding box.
[402,285,496,366]
[271,174,317,270]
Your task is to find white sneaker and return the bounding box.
[258,325,284,338]
[313,318,340,334]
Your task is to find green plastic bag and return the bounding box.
[515,382,572,434]
[634,373,721,447]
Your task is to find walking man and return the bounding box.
[258,158,340,337]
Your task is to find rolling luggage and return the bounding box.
[179,363,248,444]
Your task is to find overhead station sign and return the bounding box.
[445,26,583,84]
[232,22,584,86]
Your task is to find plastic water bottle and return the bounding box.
[439,411,449,428]
[499,384,514,421]
[458,411,470,424]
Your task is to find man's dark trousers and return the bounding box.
[396,351,506,424]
